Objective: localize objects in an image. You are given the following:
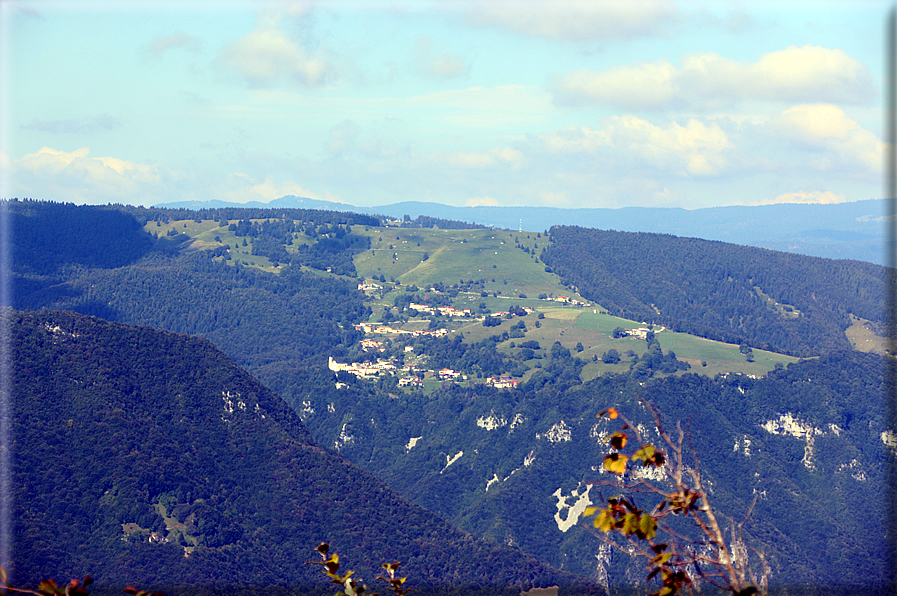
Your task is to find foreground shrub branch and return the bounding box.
[583,403,768,596]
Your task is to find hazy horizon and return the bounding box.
[2,1,888,211]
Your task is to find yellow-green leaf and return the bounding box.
[639,514,658,539]
[593,509,616,532]
[621,512,639,535]
[603,453,628,474]
[633,445,656,464]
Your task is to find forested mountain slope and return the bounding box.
[17,251,368,369]
[296,346,891,594]
[12,200,154,276]
[11,310,587,595]
[8,200,893,595]
[541,226,886,357]
[11,201,370,370]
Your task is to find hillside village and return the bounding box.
[323,284,596,389]
[329,304,532,389]
[331,275,764,390]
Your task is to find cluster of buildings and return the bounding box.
[627,327,654,340]
[409,303,473,317]
[361,339,385,351]
[336,291,594,391]
[328,353,524,391]
[329,357,398,378]
[329,355,529,392]
[623,326,665,340]
[361,339,417,353]
[547,295,588,307]
[328,357,468,386]
[354,323,450,337]
[492,306,535,317]
[486,376,520,389]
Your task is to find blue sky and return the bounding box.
[1,0,890,209]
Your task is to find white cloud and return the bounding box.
[445,146,524,169]
[539,126,611,153]
[771,103,883,173]
[10,146,344,207]
[750,46,872,104]
[221,172,341,204]
[773,103,856,142]
[464,0,676,41]
[554,62,679,111]
[465,196,500,207]
[148,32,202,55]
[553,45,874,110]
[14,147,161,202]
[751,190,847,205]
[611,116,733,176]
[32,147,150,178]
[413,37,466,79]
[222,25,330,86]
[539,116,732,177]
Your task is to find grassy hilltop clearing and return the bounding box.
[146,217,798,379]
[149,219,571,299]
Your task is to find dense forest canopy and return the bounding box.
[11,310,588,594]
[11,200,154,275]
[118,203,380,228]
[541,226,887,357]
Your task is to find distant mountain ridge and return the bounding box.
[155,196,890,265]
[156,195,358,212]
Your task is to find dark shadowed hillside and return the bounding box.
[12,200,153,275]
[11,310,588,595]
[541,226,886,357]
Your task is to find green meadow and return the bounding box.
[148,218,314,273]
[354,227,577,300]
[145,218,801,379]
